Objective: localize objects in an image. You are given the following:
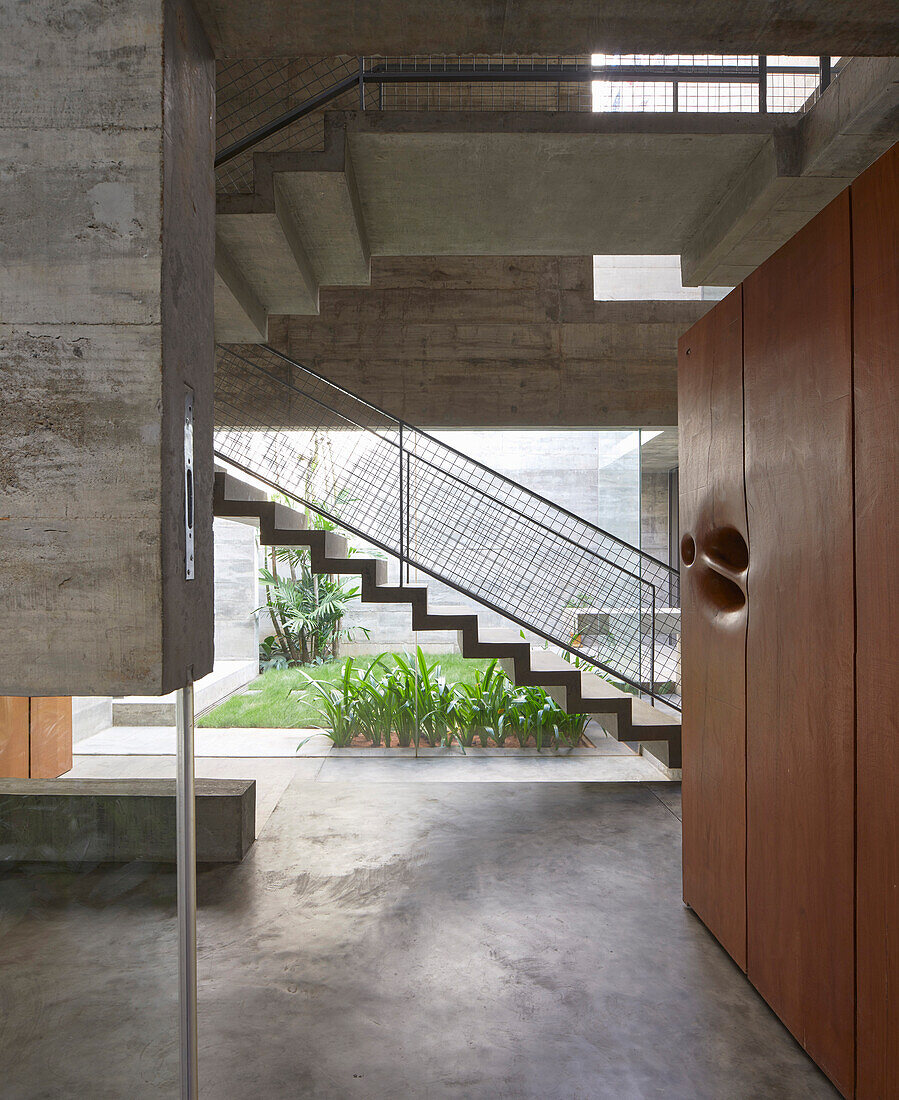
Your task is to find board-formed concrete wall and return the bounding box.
[265,256,706,428]
[0,0,215,696]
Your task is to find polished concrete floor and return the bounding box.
[0,780,838,1098]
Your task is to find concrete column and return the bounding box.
[0,0,215,695]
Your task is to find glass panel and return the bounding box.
[0,695,181,1093]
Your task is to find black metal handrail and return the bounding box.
[216,55,835,173]
[213,343,682,706]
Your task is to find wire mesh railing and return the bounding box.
[216,53,842,193]
[213,343,682,706]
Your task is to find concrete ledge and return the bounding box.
[0,778,255,864]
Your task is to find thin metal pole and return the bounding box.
[672,80,678,113]
[398,422,405,580]
[358,57,365,110]
[176,679,198,1099]
[650,589,656,707]
[405,450,411,586]
[758,55,767,113]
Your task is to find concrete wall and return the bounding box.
[0,0,215,696]
[266,256,705,428]
[641,471,671,563]
[193,3,899,57]
[72,517,258,738]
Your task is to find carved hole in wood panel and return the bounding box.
[705,526,749,572]
[698,568,746,614]
[681,534,696,567]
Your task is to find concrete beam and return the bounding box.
[191,1,899,58]
[682,58,899,285]
[0,0,215,695]
[227,111,776,269]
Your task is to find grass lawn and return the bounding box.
[197,652,494,729]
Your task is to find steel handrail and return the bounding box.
[256,344,678,583]
[216,56,833,171]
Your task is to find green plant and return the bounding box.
[259,635,289,672]
[280,647,589,751]
[298,657,365,747]
[456,660,509,747]
[390,649,461,748]
[557,710,590,748]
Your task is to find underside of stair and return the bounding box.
[213,468,681,769]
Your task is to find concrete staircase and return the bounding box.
[214,468,681,769]
[215,134,371,341]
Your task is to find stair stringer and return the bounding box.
[213,469,681,768]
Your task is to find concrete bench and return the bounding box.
[0,778,255,864]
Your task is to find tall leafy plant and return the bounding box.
[259,432,372,667]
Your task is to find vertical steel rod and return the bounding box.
[176,679,198,1100]
[398,422,405,580]
[358,57,365,109]
[405,450,411,586]
[650,588,657,707]
[672,80,679,113]
[758,55,768,113]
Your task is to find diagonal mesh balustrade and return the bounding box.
[214,344,681,705]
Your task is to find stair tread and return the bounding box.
[476,628,528,643]
[576,670,634,704]
[217,471,268,504]
[629,696,681,728]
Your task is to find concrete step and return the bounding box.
[215,177,321,343]
[215,146,371,342]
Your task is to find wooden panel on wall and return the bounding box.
[29,696,73,779]
[0,697,30,779]
[678,287,748,970]
[853,141,899,1100]
[743,192,855,1097]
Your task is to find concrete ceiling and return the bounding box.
[193,0,899,58]
[342,113,775,256]
[213,58,899,343]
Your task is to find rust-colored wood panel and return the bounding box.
[853,141,899,1100]
[744,191,855,1097]
[0,697,30,779]
[678,287,748,970]
[29,697,73,779]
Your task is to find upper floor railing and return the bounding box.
[216,53,843,192]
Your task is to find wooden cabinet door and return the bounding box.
[679,287,748,970]
[853,141,899,1100]
[744,192,855,1097]
[29,696,73,778]
[0,697,30,778]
